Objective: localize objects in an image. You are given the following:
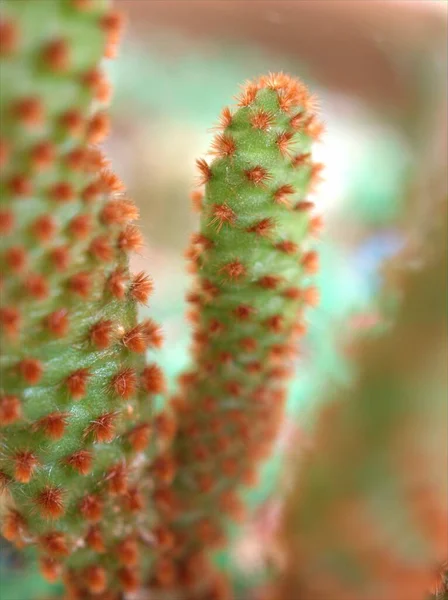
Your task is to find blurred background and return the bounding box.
[1,1,447,598]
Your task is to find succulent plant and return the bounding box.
[0,0,323,596]
[2,2,445,600]
[150,72,323,597]
[0,1,167,596]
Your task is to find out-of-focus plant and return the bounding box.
[272,215,447,600]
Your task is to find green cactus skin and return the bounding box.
[0,1,166,597]
[149,73,324,597]
[276,225,447,600]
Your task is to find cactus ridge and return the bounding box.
[149,73,323,595]
[0,1,167,597]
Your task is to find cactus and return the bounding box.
[0,1,166,596]
[5,3,443,600]
[0,3,327,596]
[149,73,323,596]
[274,221,447,600]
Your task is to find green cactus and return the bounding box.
[274,222,447,600]
[1,3,326,597]
[1,2,445,600]
[1,4,326,595]
[149,73,323,596]
[0,1,166,597]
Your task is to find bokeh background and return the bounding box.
[1,1,447,598]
